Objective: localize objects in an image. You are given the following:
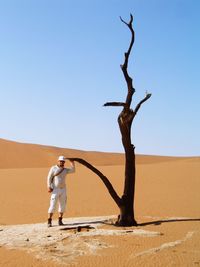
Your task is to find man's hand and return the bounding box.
[69,160,75,166]
[48,187,53,193]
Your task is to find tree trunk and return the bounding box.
[116,110,137,226]
[117,146,136,226]
[67,15,151,227]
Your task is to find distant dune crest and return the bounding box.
[0,138,197,169]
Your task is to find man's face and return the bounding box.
[58,160,65,167]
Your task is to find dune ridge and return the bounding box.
[0,138,197,169]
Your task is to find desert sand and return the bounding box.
[0,138,200,266]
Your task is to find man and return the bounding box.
[47,155,75,227]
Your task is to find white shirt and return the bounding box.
[47,165,75,189]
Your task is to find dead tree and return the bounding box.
[68,14,151,226]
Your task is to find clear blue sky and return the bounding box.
[0,0,199,156]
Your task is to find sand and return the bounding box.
[0,139,200,266]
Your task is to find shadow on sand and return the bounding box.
[100,217,200,227]
[61,219,109,227]
[53,218,200,228]
[137,218,200,227]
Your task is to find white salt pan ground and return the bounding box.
[0,215,162,265]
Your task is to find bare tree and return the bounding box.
[68,14,151,226]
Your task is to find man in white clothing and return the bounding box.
[47,155,75,227]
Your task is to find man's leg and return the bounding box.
[47,212,54,227]
[58,212,64,225]
[59,212,63,218]
[48,190,58,227]
[48,213,54,219]
[58,189,67,225]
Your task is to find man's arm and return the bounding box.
[67,160,75,174]
[47,167,54,192]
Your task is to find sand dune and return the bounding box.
[0,138,198,169]
[0,138,200,267]
[0,138,124,168]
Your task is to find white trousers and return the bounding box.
[48,188,67,214]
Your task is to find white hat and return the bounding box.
[58,156,66,161]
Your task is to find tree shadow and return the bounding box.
[137,218,200,227]
[59,218,200,228]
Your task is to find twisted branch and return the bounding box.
[134,93,152,117]
[66,158,122,207]
[120,14,135,108]
[120,14,134,71]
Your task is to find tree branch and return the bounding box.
[120,13,133,28]
[120,14,134,64]
[103,102,126,107]
[134,93,152,116]
[120,14,135,108]
[66,158,122,207]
